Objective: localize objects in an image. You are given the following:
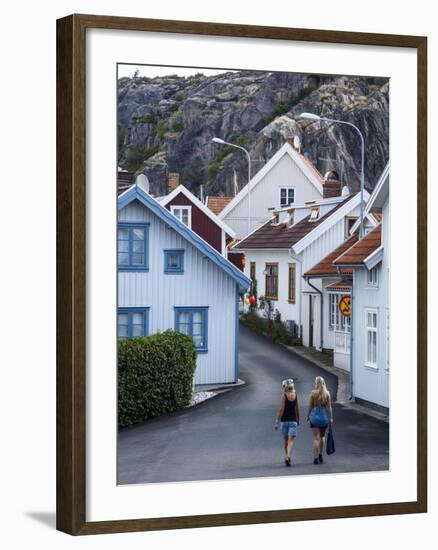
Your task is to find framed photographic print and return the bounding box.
[56,14,427,535]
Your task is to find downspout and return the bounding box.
[289,250,303,340]
[349,270,355,400]
[305,275,324,351]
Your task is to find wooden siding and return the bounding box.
[118,201,238,385]
[223,153,322,239]
[165,192,222,253]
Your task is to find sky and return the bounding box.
[117,64,236,79]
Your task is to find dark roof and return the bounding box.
[334,225,382,265]
[206,196,233,215]
[304,234,358,277]
[235,196,353,250]
[118,171,135,195]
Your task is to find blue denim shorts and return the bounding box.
[280,421,298,438]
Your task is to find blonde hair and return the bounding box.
[313,376,329,405]
[282,378,296,395]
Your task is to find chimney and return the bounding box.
[168,172,180,193]
[323,170,342,199]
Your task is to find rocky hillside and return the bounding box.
[118,71,389,197]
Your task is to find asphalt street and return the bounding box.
[118,323,389,484]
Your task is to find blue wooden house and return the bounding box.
[118,183,251,385]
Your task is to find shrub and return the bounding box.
[124,145,158,172]
[172,118,185,132]
[240,310,299,346]
[155,118,169,138]
[118,330,197,427]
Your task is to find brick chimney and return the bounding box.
[168,172,180,193]
[323,170,342,199]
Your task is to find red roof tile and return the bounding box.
[304,234,358,277]
[334,225,382,265]
[235,196,352,250]
[206,196,233,215]
[325,280,352,291]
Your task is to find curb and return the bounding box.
[280,344,388,423]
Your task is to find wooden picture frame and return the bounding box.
[56,13,427,535]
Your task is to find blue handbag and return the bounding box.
[326,424,335,455]
[309,404,329,427]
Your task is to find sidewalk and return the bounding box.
[281,344,388,423]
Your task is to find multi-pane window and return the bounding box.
[175,307,208,352]
[365,309,378,368]
[164,249,184,273]
[117,308,149,338]
[328,293,351,332]
[171,205,191,227]
[280,187,295,207]
[367,266,379,287]
[265,263,278,300]
[288,264,296,304]
[309,206,320,221]
[118,223,149,270]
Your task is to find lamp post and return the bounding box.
[212,137,252,234]
[298,113,365,238]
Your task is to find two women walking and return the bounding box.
[274,376,333,466]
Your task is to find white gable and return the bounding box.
[219,142,324,239]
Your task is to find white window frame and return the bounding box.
[365,308,379,369]
[170,205,192,228]
[366,266,379,287]
[279,186,295,208]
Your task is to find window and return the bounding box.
[118,223,149,271]
[164,249,184,273]
[265,263,278,300]
[280,187,295,207]
[345,216,358,238]
[309,206,320,221]
[328,293,351,332]
[288,264,296,303]
[175,307,208,352]
[367,266,379,287]
[365,309,378,368]
[117,308,149,338]
[250,262,256,281]
[171,205,192,227]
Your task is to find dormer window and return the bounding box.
[309,206,320,221]
[280,187,295,207]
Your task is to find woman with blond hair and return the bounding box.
[274,379,300,466]
[307,376,333,464]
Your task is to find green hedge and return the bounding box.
[240,311,300,346]
[118,330,197,427]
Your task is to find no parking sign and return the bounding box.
[339,295,351,317]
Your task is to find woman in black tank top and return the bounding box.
[274,379,300,466]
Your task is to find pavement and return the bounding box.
[117,323,389,485]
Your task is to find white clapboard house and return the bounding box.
[302,164,389,410]
[233,184,369,347]
[118,183,251,386]
[215,141,329,268]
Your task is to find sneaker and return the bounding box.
[285,457,291,467]
[313,458,319,465]
[318,453,324,463]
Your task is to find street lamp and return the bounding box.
[299,112,366,238]
[212,137,252,234]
